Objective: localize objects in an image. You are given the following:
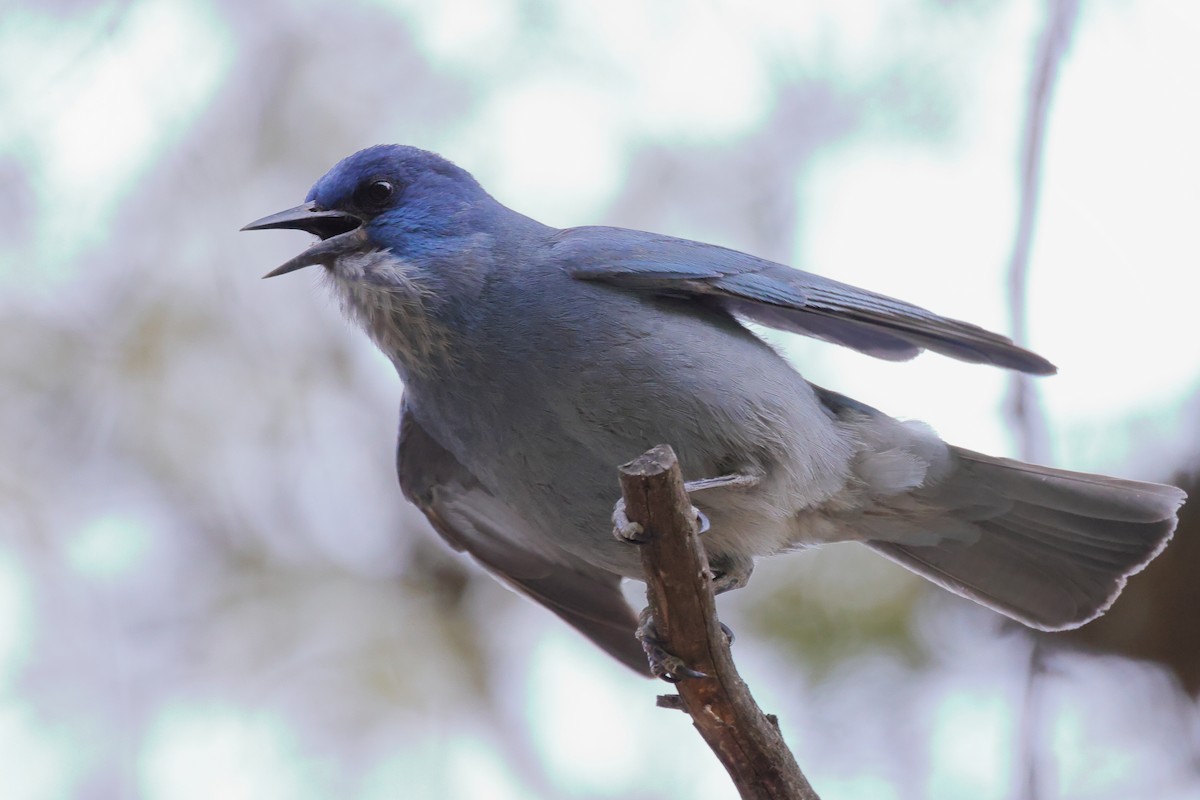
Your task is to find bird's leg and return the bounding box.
[637,607,736,682]
[636,607,707,682]
[683,472,761,494]
[701,551,752,648]
[615,471,756,647]
[612,497,706,543]
[618,468,759,676]
[611,470,760,543]
[681,471,763,534]
[707,551,754,595]
[683,470,759,600]
[633,553,745,671]
[611,498,645,542]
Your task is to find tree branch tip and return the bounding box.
[619,443,678,477]
[618,444,820,798]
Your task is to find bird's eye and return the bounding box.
[356,179,395,211]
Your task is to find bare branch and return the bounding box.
[619,445,820,800]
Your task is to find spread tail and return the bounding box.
[866,448,1186,630]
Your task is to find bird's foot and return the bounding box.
[612,499,646,543]
[637,607,707,682]
[612,498,707,543]
[612,469,756,544]
[636,609,736,682]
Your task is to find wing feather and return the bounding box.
[555,226,1055,374]
[396,400,648,675]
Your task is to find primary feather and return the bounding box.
[555,226,1057,373]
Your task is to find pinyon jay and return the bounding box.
[245,145,1185,675]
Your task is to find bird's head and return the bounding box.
[244,145,504,373]
[243,144,492,280]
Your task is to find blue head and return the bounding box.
[244,145,511,374]
[245,145,497,275]
[309,145,494,249]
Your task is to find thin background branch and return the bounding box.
[1005,0,1079,465]
[1008,3,1080,799]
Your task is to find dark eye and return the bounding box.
[356,179,395,211]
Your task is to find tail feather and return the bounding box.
[867,448,1185,631]
[957,450,1184,522]
[1004,504,1174,564]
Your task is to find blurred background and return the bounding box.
[2,0,1199,798]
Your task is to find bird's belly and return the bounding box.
[412,291,856,577]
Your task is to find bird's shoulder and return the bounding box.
[544,224,748,280]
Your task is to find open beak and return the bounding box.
[242,202,365,278]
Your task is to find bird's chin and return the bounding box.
[262,228,370,278]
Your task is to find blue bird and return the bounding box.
[245,145,1184,676]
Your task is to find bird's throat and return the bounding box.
[326,250,458,378]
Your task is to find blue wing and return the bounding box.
[552,226,1056,375]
